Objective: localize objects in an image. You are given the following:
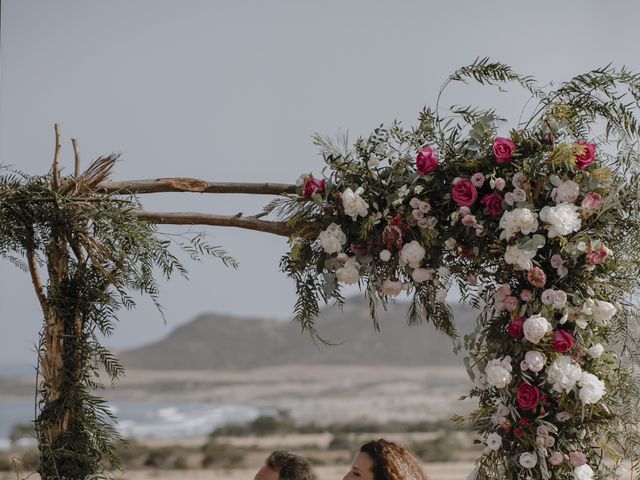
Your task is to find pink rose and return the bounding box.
[527,267,547,288]
[550,254,564,269]
[459,206,471,217]
[575,141,596,170]
[493,137,516,164]
[382,277,403,297]
[556,411,573,422]
[581,191,603,213]
[480,193,504,218]
[507,316,525,339]
[303,176,326,199]
[569,451,588,468]
[451,178,478,207]
[416,146,439,175]
[494,177,506,191]
[517,383,540,411]
[471,172,485,188]
[586,245,610,265]
[504,296,518,312]
[552,329,575,353]
[520,289,533,302]
[461,215,477,227]
[549,452,564,466]
[495,284,512,301]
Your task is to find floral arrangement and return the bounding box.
[270,59,640,479]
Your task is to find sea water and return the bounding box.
[0,398,265,448]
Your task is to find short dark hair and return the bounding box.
[265,450,314,480]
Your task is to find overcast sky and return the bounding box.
[1,0,640,371]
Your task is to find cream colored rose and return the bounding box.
[519,452,537,469]
[342,187,369,220]
[523,315,551,344]
[399,240,426,268]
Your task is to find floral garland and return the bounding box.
[272,60,640,479]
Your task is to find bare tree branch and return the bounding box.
[27,249,48,316]
[71,138,81,177]
[131,210,293,237]
[97,178,297,195]
[52,124,61,189]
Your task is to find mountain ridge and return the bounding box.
[120,298,479,370]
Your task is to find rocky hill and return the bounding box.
[120,298,479,370]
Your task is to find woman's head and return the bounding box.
[343,439,427,480]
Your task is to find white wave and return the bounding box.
[113,403,264,439]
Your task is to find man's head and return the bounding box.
[254,450,314,480]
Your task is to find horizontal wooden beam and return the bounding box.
[131,211,293,237]
[97,178,297,195]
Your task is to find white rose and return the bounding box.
[485,357,512,388]
[399,240,426,268]
[587,343,604,358]
[499,208,539,240]
[342,187,369,220]
[382,278,403,297]
[437,266,451,277]
[519,452,537,469]
[444,238,457,250]
[539,203,582,238]
[504,192,515,206]
[524,351,546,373]
[335,259,360,285]
[523,315,551,344]
[547,355,583,393]
[496,403,510,417]
[504,244,536,271]
[553,290,567,309]
[513,188,527,202]
[486,433,502,451]
[541,289,556,305]
[411,268,432,283]
[379,249,392,262]
[318,223,346,254]
[435,289,448,302]
[579,372,605,405]
[512,171,526,189]
[574,464,595,480]
[551,177,580,204]
[591,300,617,326]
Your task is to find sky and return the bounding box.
[1,0,640,371]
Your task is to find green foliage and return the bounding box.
[201,441,245,468]
[0,158,235,480]
[0,456,13,472]
[277,60,640,480]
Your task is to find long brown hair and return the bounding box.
[359,439,427,480]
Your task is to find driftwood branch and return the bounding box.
[131,211,293,237]
[71,138,81,177]
[52,124,61,189]
[97,178,297,196]
[27,249,48,316]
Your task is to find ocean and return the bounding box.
[0,398,265,449]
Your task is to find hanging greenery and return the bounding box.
[274,59,640,479]
[0,154,235,480]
